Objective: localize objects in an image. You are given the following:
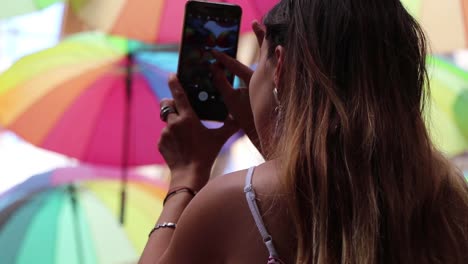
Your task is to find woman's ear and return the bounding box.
[273,45,286,88]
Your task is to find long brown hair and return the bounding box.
[264,0,468,263]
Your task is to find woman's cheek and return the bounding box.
[250,77,272,129]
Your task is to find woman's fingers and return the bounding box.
[212,62,235,99]
[211,50,253,83]
[167,74,196,118]
[211,63,248,115]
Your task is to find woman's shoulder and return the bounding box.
[171,161,294,263]
[196,161,296,262]
[203,160,282,200]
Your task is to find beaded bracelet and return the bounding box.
[148,222,176,237]
[163,186,197,205]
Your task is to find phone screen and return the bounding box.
[178,1,242,121]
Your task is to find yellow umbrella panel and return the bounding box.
[401,0,468,53]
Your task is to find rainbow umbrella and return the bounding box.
[0,32,177,167]
[401,0,467,53]
[425,56,468,156]
[63,0,278,44]
[0,32,178,223]
[0,165,167,264]
[0,0,63,19]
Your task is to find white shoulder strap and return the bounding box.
[244,166,279,258]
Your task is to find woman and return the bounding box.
[140,0,468,263]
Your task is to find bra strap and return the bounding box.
[244,166,279,258]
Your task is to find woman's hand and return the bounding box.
[158,75,239,190]
[211,21,265,153]
[211,53,259,150]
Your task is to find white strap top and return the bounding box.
[244,166,280,260]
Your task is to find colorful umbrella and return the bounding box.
[401,0,467,53]
[0,0,63,19]
[425,56,468,156]
[0,32,178,167]
[62,0,278,44]
[0,165,167,264]
[0,32,178,223]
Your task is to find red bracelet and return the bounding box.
[163,186,197,205]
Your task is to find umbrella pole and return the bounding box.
[69,185,86,264]
[119,52,134,225]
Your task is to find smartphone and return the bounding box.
[177,0,242,121]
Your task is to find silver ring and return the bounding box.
[160,105,177,121]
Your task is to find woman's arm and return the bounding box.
[139,169,247,264]
[139,75,238,263]
[139,169,205,263]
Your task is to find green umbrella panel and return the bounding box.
[0,0,64,19]
[425,56,468,156]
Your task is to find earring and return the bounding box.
[273,87,282,114]
[273,87,283,138]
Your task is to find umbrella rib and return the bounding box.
[137,54,176,102]
[0,188,50,228]
[135,60,167,101]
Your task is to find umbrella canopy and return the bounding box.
[401,0,468,53]
[62,0,278,44]
[0,0,62,19]
[0,165,167,264]
[425,56,468,156]
[0,32,178,166]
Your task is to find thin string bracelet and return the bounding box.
[163,186,197,205]
[148,222,176,237]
